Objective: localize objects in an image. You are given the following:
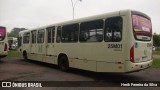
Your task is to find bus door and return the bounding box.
[30,30,37,59]
[45,27,55,64]
[36,29,45,61]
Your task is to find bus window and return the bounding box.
[56,26,61,43]
[0,27,6,41]
[47,26,55,43]
[37,29,45,43]
[62,24,79,42]
[47,28,52,43]
[80,19,103,42]
[132,15,152,41]
[23,32,30,44]
[18,37,22,47]
[52,27,55,43]
[31,30,37,44]
[104,17,122,42]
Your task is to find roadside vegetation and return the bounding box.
[152,47,160,68]
[153,47,160,55]
[152,58,160,68]
[7,50,20,57]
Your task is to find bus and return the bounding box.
[18,10,153,73]
[8,37,18,50]
[0,26,8,59]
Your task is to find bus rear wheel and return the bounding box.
[23,51,28,60]
[58,56,69,71]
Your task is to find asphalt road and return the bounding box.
[0,57,160,90]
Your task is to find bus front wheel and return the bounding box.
[23,51,28,60]
[58,55,69,71]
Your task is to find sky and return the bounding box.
[0,0,160,33]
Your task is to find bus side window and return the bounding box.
[18,37,22,47]
[47,26,55,43]
[52,27,55,43]
[23,32,30,44]
[47,28,52,43]
[104,17,122,42]
[56,26,61,43]
[62,24,79,43]
[31,30,37,44]
[80,19,103,42]
[37,29,45,43]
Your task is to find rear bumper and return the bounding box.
[125,60,153,73]
[0,55,7,58]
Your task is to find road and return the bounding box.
[0,57,160,90]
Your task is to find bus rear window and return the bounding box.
[0,27,6,41]
[132,15,152,41]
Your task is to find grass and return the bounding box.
[153,51,160,55]
[7,50,20,57]
[155,47,160,51]
[152,58,160,68]
[153,47,160,55]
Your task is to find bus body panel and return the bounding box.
[54,42,125,72]
[134,42,152,63]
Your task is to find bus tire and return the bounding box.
[23,51,28,60]
[58,55,69,71]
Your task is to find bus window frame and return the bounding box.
[31,30,37,44]
[61,23,79,43]
[56,26,62,43]
[79,19,104,42]
[104,16,123,42]
[46,26,55,43]
[23,32,30,44]
[37,29,45,44]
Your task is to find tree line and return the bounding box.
[153,33,160,47]
[8,28,27,37]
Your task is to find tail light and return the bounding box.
[130,46,134,63]
[4,43,8,51]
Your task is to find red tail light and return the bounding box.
[4,43,8,51]
[130,46,134,63]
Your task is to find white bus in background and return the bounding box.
[0,26,8,59]
[8,37,18,50]
[19,10,153,73]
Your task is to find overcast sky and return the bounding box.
[0,0,160,33]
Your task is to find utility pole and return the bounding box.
[70,0,82,19]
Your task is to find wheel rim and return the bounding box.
[59,57,69,71]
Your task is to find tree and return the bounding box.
[153,33,160,46]
[8,28,27,37]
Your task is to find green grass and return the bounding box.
[7,50,20,57]
[152,58,160,68]
[153,51,160,55]
[153,47,160,55]
[155,47,160,51]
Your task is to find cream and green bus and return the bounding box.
[18,10,153,73]
[0,26,8,59]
